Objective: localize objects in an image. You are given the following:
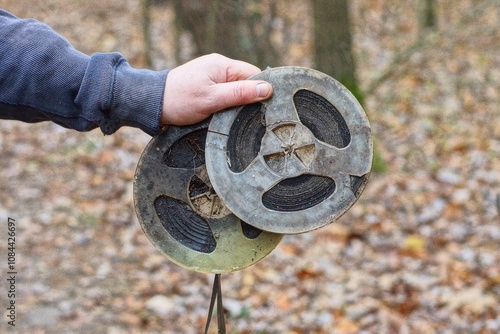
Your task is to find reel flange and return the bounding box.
[205,67,373,234]
[134,119,282,273]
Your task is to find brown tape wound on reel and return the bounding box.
[133,119,282,274]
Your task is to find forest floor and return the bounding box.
[0,1,499,333]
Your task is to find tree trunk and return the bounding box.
[173,0,244,59]
[142,0,153,67]
[172,0,280,68]
[422,0,436,29]
[312,0,360,100]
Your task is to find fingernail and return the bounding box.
[256,82,271,98]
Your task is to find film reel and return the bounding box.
[134,119,282,273]
[206,67,373,234]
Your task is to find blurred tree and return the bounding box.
[142,0,153,67]
[312,0,386,172]
[172,0,281,68]
[422,0,436,29]
[312,0,362,103]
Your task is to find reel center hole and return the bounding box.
[189,175,232,219]
[263,123,316,177]
[281,142,296,157]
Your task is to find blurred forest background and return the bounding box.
[0,0,499,333]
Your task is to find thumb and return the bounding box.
[211,80,272,110]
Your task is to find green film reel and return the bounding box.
[134,119,282,274]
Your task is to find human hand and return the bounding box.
[161,53,273,126]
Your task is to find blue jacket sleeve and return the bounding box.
[0,9,168,135]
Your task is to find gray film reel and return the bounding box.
[205,67,373,234]
[134,119,282,273]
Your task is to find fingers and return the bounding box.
[161,53,273,126]
[209,79,273,111]
[189,53,261,82]
[224,58,262,81]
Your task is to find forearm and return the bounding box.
[0,9,167,135]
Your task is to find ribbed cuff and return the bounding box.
[109,60,168,136]
[76,53,169,135]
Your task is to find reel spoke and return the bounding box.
[264,93,300,126]
[313,140,370,178]
[238,156,283,194]
[152,167,196,204]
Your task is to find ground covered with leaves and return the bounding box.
[0,0,499,333]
